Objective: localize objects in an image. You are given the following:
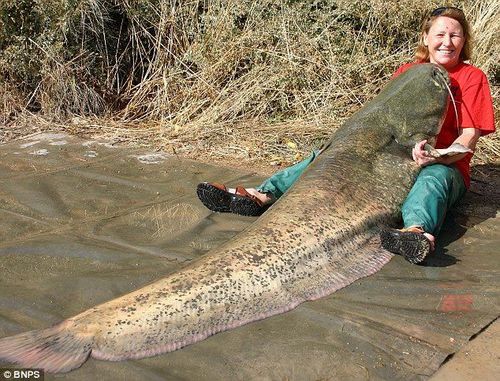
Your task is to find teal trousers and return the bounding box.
[402,164,466,235]
[257,150,320,199]
[257,154,466,235]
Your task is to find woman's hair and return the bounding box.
[415,7,473,62]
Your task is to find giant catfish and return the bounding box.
[0,64,450,372]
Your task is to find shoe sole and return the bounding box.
[380,229,430,264]
[196,183,231,213]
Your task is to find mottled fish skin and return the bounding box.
[0,64,450,372]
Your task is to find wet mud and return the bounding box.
[0,133,498,380]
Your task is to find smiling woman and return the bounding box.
[197,6,496,265]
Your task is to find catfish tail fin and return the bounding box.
[0,322,92,373]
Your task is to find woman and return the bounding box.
[197,7,495,263]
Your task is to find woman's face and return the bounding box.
[424,16,465,70]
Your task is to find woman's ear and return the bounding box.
[423,33,429,46]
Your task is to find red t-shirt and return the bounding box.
[393,62,495,187]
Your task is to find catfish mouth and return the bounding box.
[432,63,457,138]
[395,133,436,148]
[433,64,460,135]
[431,64,450,90]
[395,65,451,148]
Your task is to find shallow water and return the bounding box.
[0,133,498,380]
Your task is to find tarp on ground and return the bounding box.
[0,133,498,380]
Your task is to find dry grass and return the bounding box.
[133,203,203,238]
[0,0,498,169]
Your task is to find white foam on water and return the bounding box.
[84,151,98,158]
[49,140,68,146]
[29,149,49,156]
[134,153,169,164]
[20,141,40,149]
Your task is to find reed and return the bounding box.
[0,0,497,167]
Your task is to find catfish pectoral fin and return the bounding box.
[0,322,92,373]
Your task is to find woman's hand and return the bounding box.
[413,128,480,167]
[412,140,438,167]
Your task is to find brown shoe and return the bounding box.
[230,187,268,216]
[380,227,432,264]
